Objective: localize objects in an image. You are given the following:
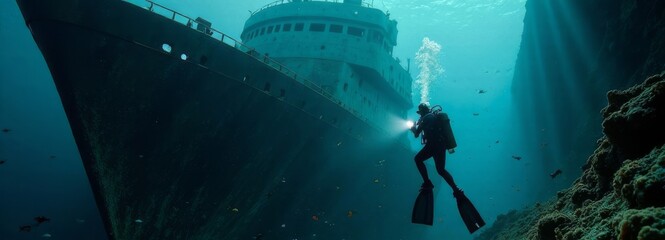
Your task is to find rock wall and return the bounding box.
[476,1,665,238]
[511,0,665,179]
[477,73,665,240]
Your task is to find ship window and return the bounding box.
[309,23,325,32]
[330,24,343,33]
[294,23,304,31]
[283,23,292,31]
[260,27,265,35]
[180,53,188,60]
[347,27,364,37]
[264,82,271,92]
[275,25,281,32]
[161,43,172,53]
[371,30,383,43]
[267,26,274,34]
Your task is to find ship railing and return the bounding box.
[251,0,373,16]
[128,0,304,79]
[125,0,388,137]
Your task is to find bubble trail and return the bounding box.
[414,37,444,103]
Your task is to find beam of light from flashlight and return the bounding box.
[406,120,414,129]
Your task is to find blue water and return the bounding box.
[1,0,576,239]
[0,1,107,239]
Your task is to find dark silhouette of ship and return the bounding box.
[16,0,421,239]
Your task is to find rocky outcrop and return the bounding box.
[477,74,665,240]
[602,75,665,160]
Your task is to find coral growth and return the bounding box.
[615,208,665,240]
[612,147,665,209]
[476,73,665,240]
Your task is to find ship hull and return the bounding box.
[17,0,423,239]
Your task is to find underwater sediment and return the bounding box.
[476,73,665,240]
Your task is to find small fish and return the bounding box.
[231,208,239,213]
[373,179,379,183]
[347,210,354,218]
[134,219,143,223]
[0,160,5,165]
[550,169,562,179]
[495,140,500,144]
[512,155,522,160]
[49,155,56,159]
[311,215,319,221]
[34,216,50,224]
[376,159,386,166]
[19,225,31,232]
[42,233,52,238]
[253,233,264,240]
[473,113,480,116]
[2,128,10,133]
[478,89,487,94]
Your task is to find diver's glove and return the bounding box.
[448,148,455,154]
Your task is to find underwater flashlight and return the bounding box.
[406,120,414,129]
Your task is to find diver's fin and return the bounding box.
[412,187,434,225]
[454,189,485,233]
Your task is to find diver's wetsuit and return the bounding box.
[413,112,458,190]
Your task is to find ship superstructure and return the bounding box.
[242,0,413,132]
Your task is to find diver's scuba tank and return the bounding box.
[431,105,457,149]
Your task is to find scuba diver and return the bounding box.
[411,102,458,192]
[409,102,485,233]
